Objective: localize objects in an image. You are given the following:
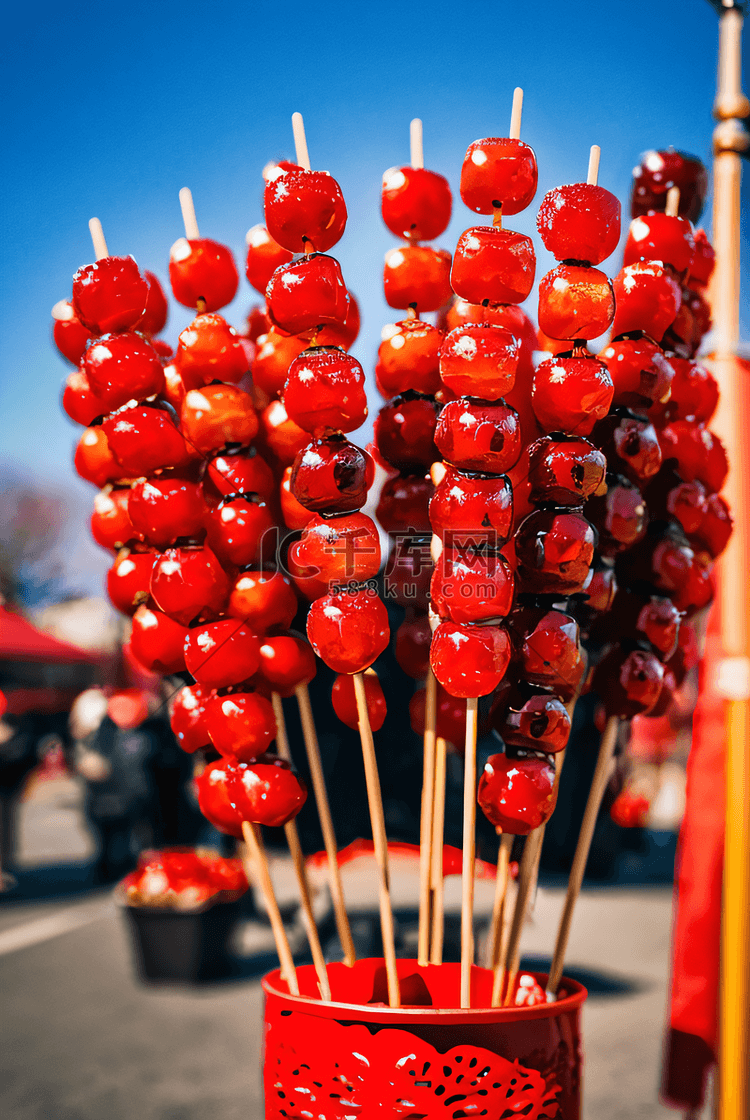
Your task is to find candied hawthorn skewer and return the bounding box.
[544,186,721,1001]
[430,89,537,1005]
[489,149,617,1006]
[271,112,398,1002]
[376,117,451,966]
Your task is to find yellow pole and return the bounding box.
[708,7,750,1120]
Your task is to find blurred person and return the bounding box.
[0,712,41,875]
[145,679,203,850]
[70,686,202,883]
[71,688,153,883]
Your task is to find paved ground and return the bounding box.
[0,776,713,1119]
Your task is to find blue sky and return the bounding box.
[1,0,747,602]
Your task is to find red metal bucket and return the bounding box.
[263,957,587,1118]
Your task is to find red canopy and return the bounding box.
[0,606,99,664]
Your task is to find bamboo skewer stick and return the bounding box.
[271,693,331,1000]
[178,187,200,240]
[410,118,424,170]
[88,218,108,260]
[292,111,312,170]
[665,185,681,217]
[241,821,299,996]
[547,715,619,996]
[352,672,400,1007]
[429,734,447,964]
[418,669,438,965]
[485,832,513,970]
[501,826,545,1006]
[509,87,524,140]
[460,698,479,1008]
[295,683,356,967]
[587,144,601,186]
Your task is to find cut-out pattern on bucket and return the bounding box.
[266,1016,561,1119]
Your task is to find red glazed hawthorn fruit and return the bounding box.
[537,183,621,265]
[63,369,107,426]
[307,590,389,674]
[83,332,164,411]
[75,426,123,488]
[106,549,155,615]
[52,299,94,365]
[266,254,349,336]
[381,165,452,241]
[229,755,307,825]
[181,384,258,456]
[264,169,347,254]
[245,224,294,293]
[514,508,596,594]
[527,434,606,506]
[204,496,274,568]
[451,226,535,305]
[292,436,372,514]
[260,400,309,465]
[375,393,441,475]
[376,319,443,398]
[623,213,695,275]
[195,759,244,837]
[610,262,681,340]
[531,356,613,437]
[439,323,520,400]
[429,466,513,544]
[102,404,191,476]
[90,487,140,551]
[478,751,557,834]
[493,692,571,754]
[169,237,239,312]
[383,245,452,312]
[430,620,511,698]
[227,570,298,634]
[72,256,150,335]
[256,635,317,697]
[129,605,188,674]
[331,670,386,732]
[175,314,248,386]
[206,692,277,762]
[150,546,231,626]
[169,682,214,754]
[537,264,615,341]
[139,271,169,336]
[184,619,261,688]
[460,137,538,216]
[129,476,205,549]
[203,450,275,504]
[430,551,514,625]
[284,347,368,435]
[435,398,521,474]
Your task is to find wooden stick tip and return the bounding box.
[509,88,524,140]
[88,217,108,260]
[410,118,424,169]
[291,112,311,170]
[587,145,601,186]
[665,185,681,217]
[178,187,200,240]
